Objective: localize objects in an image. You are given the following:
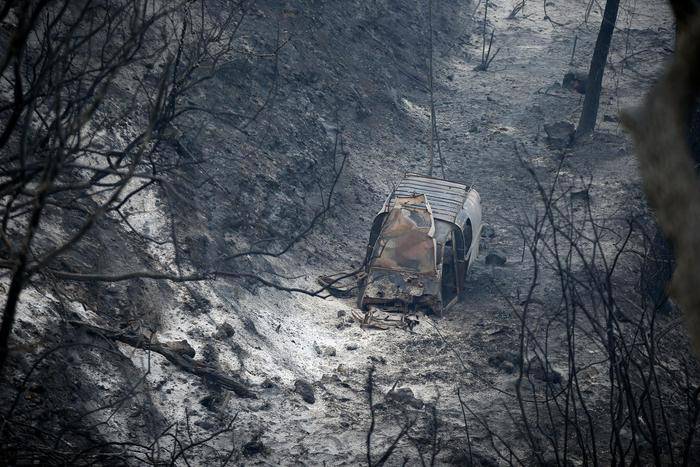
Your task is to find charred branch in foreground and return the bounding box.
[0,0,349,378]
[69,320,256,399]
[452,151,700,464]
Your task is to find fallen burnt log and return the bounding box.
[69,320,256,399]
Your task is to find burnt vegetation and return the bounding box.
[0,0,699,464]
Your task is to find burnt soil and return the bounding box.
[1,0,691,465]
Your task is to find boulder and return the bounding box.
[527,359,563,384]
[294,379,315,404]
[488,351,519,373]
[214,322,235,339]
[543,121,575,149]
[386,387,424,409]
[313,342,337,357]
[485,251,507,266]
[242,439,265,457]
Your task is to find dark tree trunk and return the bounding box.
[575,0,621,137]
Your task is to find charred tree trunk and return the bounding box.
[576,0,621,137]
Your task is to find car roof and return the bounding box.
[384,173,475,225]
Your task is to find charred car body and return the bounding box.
[358,173,482,314]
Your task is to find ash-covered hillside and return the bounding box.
[1,0,699,465]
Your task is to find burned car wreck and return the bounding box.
[357,173,482,316]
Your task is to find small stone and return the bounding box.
[485,251,507,266]
[570,189,590,202]
[214,322,235,339]
[369,355,386,365]
[527,360,562,384]
[199,395,218,411]
[242,439,265,457]
[481,224,496,238]
[386,387,424,409]
[345,343,358,351]
[603,114,618,122]
[194,419,215,430]
[488,351,520,373]
[261,378,276,389]
[337,309,347,318]
[313,342,337,357]
[162,339,195,358]
[543,121,575,149]
[294,379,315,404]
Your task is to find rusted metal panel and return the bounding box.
[371,195,436,274]
[362,194,442,310]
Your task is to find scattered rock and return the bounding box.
[543,121,575,149]
[337,309,347,318]
[194,419,215,430]
[294,379,315,404]
[527,359,563,384]
[369,355,386,365]
[214,322,235,339]
[570,189,590,202]
[201,342,219,364]
[242,438,265,457]
[386,387,424,409]
[261,378,277,389]
[603,114,619,122]
[488,351,519,374]
[313,342,337,357]
[481,224,496,238]
[162,339,195,358]
[485,251,507,266]
[345,343,358,351]
[199,394,220,411]
[562,71,587,94]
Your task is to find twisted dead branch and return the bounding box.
[69,320,256,398]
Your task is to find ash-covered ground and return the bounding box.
[1,0,696,465]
